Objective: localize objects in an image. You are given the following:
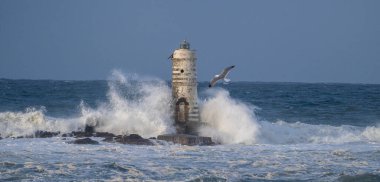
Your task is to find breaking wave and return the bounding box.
[0,107,80,137]
[79,70,174,138]
[198,89,380,145]
[0,71,379,145]
[199,89,261,144]
[259,120,380,144]
[0,71,174,138]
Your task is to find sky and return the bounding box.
[0,0,379,83]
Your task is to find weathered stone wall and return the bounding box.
[171,42,200,134]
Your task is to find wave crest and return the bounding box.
[259,120,380,144]
[0,107,77,137]
[199,89,261,144]
[79,70,175,137]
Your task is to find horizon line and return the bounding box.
[1,77,379,85]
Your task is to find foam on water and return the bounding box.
[0,71,379,145]
[0,107,79,137]
[199,89,261,144]
[198,88,380,145]
[259,120,380,144]
[0,71,174,138]
[79,70,174,138]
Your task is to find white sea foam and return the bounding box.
[0,107,78,137]
[0,71,174,138]
[0,71,379,145]
[197,88,380,145]
[199,89,261,144]
[258,120,380,144]
[79,70,174,138]
[362,126,380,142]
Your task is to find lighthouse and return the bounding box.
[170,40,200,134]
[157,40,213,145]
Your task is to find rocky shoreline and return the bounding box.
[0,130,215,146]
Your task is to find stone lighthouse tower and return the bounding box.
[157,41,212,145]
[170,40,200,134]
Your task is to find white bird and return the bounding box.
[209,65,235,87]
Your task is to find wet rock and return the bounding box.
[104,134,154,145]
[69,138,99,145]
[71,131,93,138]
[34,130,60,138]
[157,134,214,146]
[61,133,73,137]
[102,137,115,142]
[62,131,117,139]
[85,125,95,134]
[127,134,143,140]
[94,132,115,138]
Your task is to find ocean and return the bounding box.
[1,72,379,181]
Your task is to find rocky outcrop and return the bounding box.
[62,131,116,138]
[2,129,216,146]
[68,138,99,145]
[8,131,61,139]
[34,130,60,138]
[157,134,214,146]
[84,125,95,134]
[93,132,116,138]
[103,134,154,145]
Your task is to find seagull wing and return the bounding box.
[209,75,223,87]
[209,66,235,87]
[219,65,235,78]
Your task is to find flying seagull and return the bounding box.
[209,65,235,87]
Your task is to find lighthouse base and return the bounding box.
[157,134,214,146]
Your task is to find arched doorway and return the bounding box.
[175,97,189,123]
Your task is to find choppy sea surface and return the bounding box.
[1,72,380,181]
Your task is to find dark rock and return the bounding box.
[71,131,92,138]
[104,134,154,145]
[149,137,156,140]
[62,130,117,139]
[0,136,2,140]
[61,133,73,137]
[85,125,95,134]
[34,130,60,138]
[94,132,115,138]
[157,134,214,146]
[102,137,115,142]
[69,138,99,145]
[127,134,143,140]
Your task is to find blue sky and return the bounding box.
[0,0,379,83]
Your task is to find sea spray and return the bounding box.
[258,120,380,144]
[198,88,380,145]
[0,71,175,138]
[199,88,261,144]
[1,72,379,144]
[0,107,78,137]
[79,70,175,138]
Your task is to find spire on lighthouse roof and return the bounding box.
[180,40,190,49]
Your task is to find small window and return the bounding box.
[180,69,184,73]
